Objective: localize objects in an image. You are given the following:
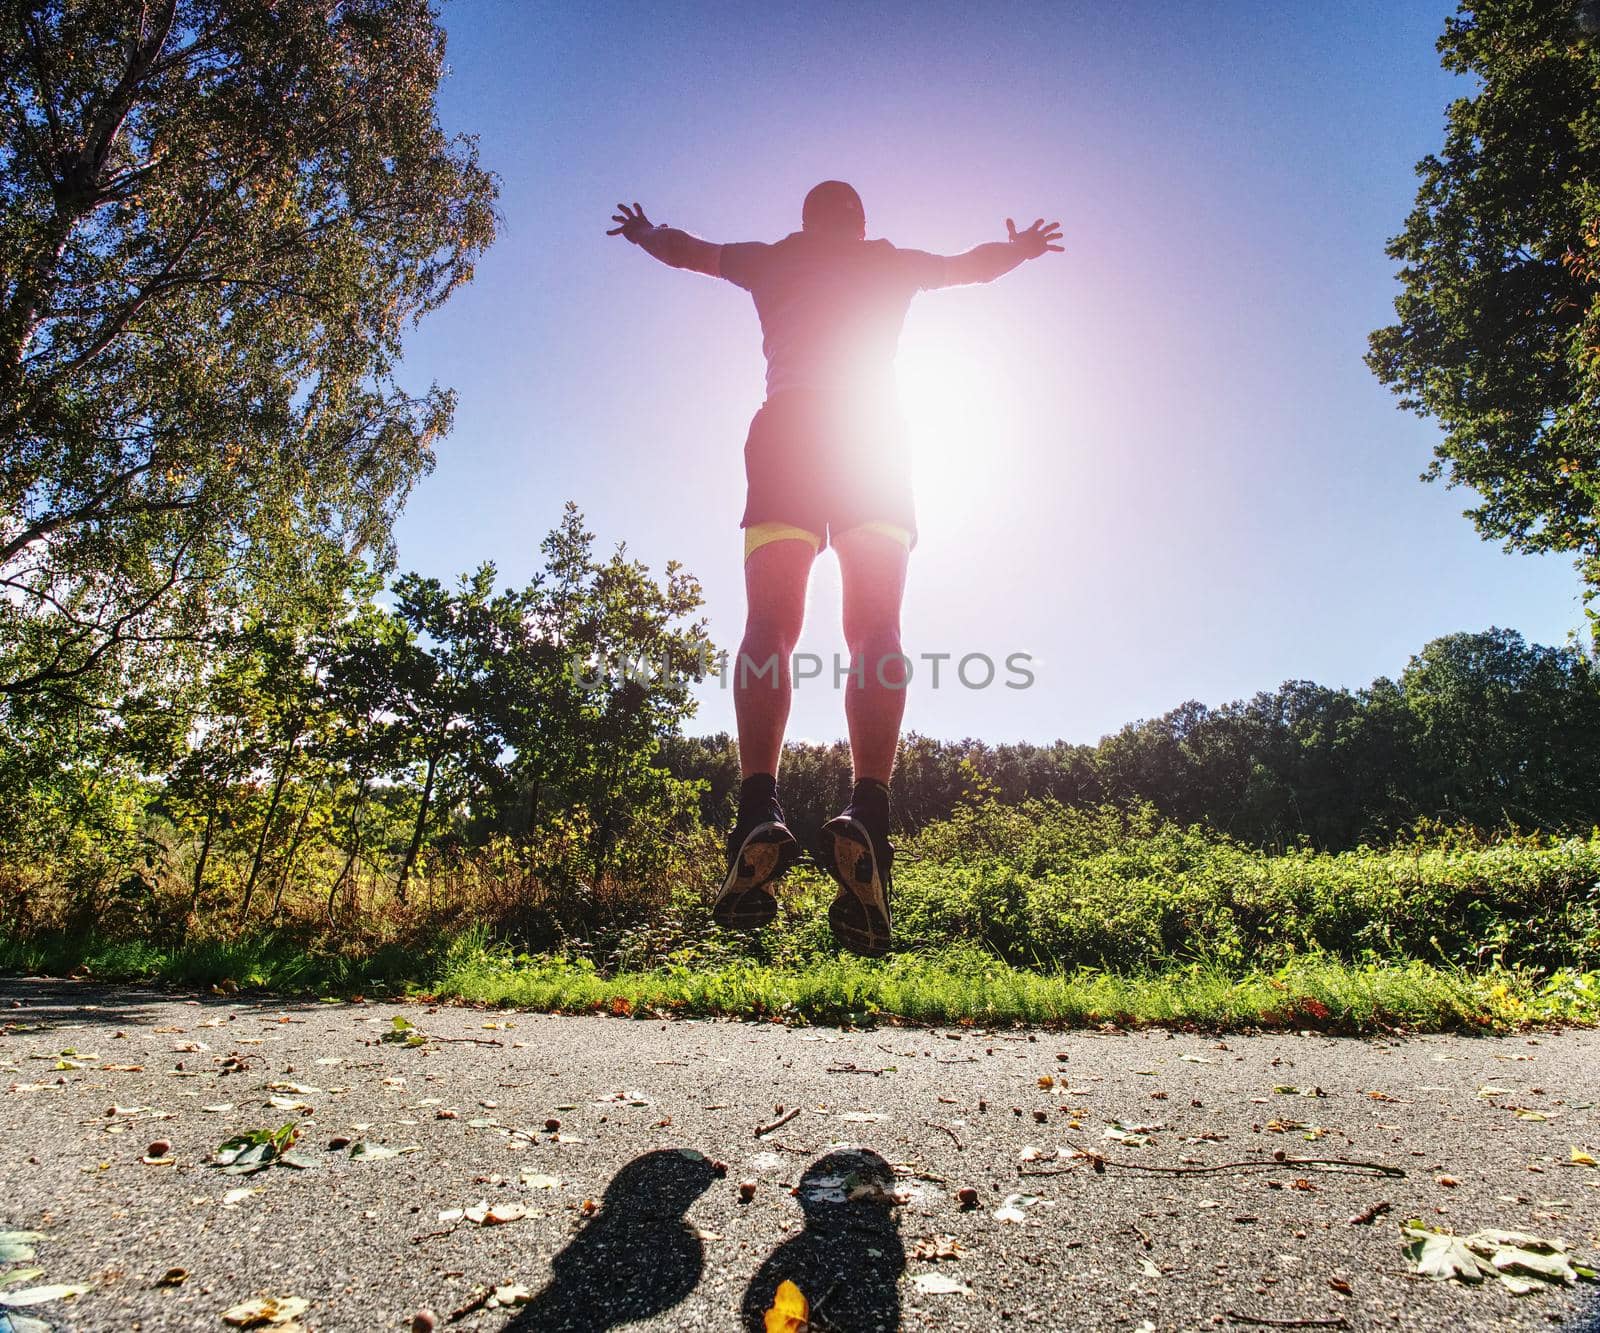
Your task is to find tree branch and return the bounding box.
[0,458,157,566]
[0,531,196,695]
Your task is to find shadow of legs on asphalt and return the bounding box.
[740,1148,905,1332]
[502,1147,721,1332]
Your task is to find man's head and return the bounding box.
[802,180,865,239]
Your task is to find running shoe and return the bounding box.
[713,818,801,930]
[818,814,893,956]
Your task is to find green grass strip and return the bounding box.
[5,927,1596,1033]
[433,951,1600,1033]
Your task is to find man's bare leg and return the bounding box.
[835,527,910,782]
[734,537,815,779]
[716,536,815,931]
[819,527,909,957]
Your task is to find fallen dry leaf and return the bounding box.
[1,1282,92,1307]
[911,1272,972,1295]
[763,1278,809,1333]
[462,1201,526,1225]
[220,1295,308,1327]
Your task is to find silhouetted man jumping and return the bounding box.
[609,181,1062,955]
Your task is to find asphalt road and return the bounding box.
[1,977,1597,1333]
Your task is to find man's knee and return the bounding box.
[741,613,799,659]
[845,615,901,656]
[849,628,908,687]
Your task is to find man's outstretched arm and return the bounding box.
[607,202,722,277]
[934,217,1064,287]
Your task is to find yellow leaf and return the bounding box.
[764,1278,810,1333]
[1571,1147,1598,1168]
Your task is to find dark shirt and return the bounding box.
[719,231,956,400]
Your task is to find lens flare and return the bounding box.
[895,341,1012,526]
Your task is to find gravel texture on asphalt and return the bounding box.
[1,977,1597,1333]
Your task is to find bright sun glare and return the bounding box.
[895,342,1010,524]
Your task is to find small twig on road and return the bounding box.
[895,1164,953,1186]
[755,1106,802,1136]
[807,1280,845,1332]
[827,1062,891,1074]
[1346,1199,1392,1225]
[1022,1139,1403,1179]
[924,1120,964,1151]
[1223,1313,1350,1330]
[76,1111,177,1127]
[448,1288,491,1322]
[410,1225,460,1244]
[426,1035,503,1046]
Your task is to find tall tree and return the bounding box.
[1367,0,1600,627]
[364,567,517,903]
[1400,627,1600,829]
[0,0,498,699]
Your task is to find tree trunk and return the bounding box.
[239,726,301,920]
[189,805,216,918]
[395,751,439,904]
[269,791,316,919]
[327,779,368,926]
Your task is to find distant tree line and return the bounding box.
[665,628,1600,853]
[2,504,1593,938]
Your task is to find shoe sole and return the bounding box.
[819,816,892,958]
[713,823,801,930]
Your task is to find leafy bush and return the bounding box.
[5,795,1596,988]
[892,800,1600,974]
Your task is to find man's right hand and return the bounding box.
[1006,217,1064,258]
[607,202,657,243]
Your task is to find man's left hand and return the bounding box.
[1006,217,1064,258]
[608,202,657,242]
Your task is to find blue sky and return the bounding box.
[391,0,1586,745]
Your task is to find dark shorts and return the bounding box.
[740,389,917,550]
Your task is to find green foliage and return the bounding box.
[1367,0,1600,621]
[430,950,1599,1032]
[667,628,1600,852]
[6,797,1596,1033]
[0,502,711,930]
[0,0,498,700]
[887,799,1600,975]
